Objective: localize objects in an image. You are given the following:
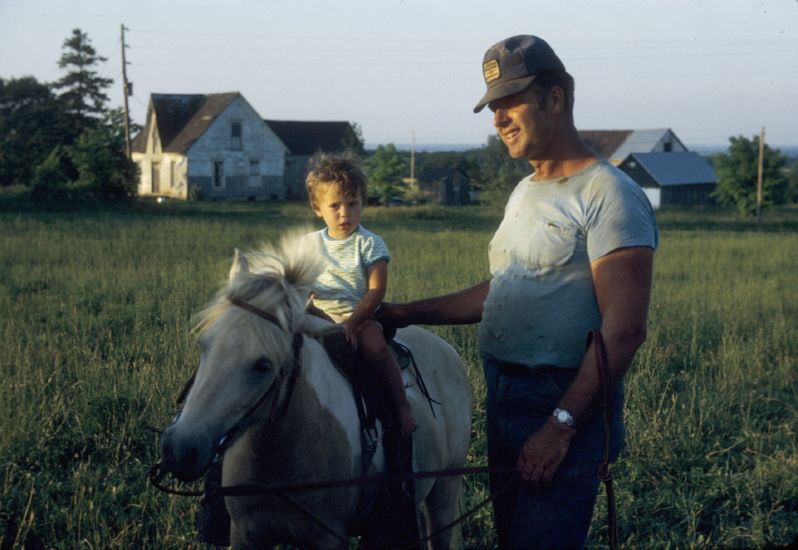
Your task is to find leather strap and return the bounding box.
[590,330,619,550]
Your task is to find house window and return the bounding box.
[151,161,160,193]
[248,159,261,187]
[664,142,672,152]
[213,160,225,188]
[170,160,177,188]
[231,121,242,150]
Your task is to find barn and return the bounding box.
[131,93,287,200]
[618,152,717,209]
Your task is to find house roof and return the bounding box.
[579,130,633,160]
[622,152,717,186]
[263,120,359,155]
[131,92,241,153]
[579,128,684,161]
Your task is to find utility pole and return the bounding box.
[120,24,132,159]
[756,126,765,223]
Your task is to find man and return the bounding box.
[377,35,658,549]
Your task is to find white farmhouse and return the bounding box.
[131,92,287,200]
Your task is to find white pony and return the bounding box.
[159,236,473,549]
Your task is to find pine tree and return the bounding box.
[53,28,113,137]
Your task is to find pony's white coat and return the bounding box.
[160,236,473,549]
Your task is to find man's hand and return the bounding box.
[374,302,410,331]
[516,418,576,490]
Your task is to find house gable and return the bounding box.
[579,128,687,163]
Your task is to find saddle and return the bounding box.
[317,330,422,549]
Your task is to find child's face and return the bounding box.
[312,182,363,240]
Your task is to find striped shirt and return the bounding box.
[305,225,391,316]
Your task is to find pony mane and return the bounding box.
[193,230,322,364]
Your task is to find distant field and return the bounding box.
[1,198,796,548]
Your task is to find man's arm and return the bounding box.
[376,280,491,328]
[516,246,654,488]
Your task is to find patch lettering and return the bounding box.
[483,59,500,83]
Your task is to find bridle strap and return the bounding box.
[229,297,284,329]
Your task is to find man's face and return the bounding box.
[489,86,554,160]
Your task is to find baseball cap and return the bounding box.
[473,35,566,113]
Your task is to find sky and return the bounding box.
[1,0,797,150]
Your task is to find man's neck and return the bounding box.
[528,126,598,181]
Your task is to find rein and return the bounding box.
[149,462,518,547]
[589,329,619,550]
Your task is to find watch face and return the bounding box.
[554,408,574,426]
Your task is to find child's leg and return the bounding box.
[358,321,417,435]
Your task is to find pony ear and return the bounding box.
[229,248,250,283]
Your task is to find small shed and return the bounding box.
[262,120,364,199]
[618,152,717,209]
[416,166,472,205]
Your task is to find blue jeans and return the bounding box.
[483,358,625,550]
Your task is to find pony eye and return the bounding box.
[253,358,272,373]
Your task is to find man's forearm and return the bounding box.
[403,280,490,325]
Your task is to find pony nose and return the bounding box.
[160,430,202,481]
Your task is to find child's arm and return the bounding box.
[342,260,387,346]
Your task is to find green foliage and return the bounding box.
[28,111,138,204]
[364,144,408,204]
[70,118,138,201]
[29,146,76,202]
[787,158,798,204]
[0,76,69,186]
[471,134,529,201]
[53,28,114,136]
[341,122,366,155]
[1,201,797,547]
[711,135,788,215]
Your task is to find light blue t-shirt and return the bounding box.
[305,225,390,316]
[478,160,659,369]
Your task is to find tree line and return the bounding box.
[0,28,137,202]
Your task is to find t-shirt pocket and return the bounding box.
[528,218,578,267]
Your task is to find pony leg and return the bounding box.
[423,476,465,550]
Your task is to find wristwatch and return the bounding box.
[552,407,576,428]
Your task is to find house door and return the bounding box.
[151,162,161,194]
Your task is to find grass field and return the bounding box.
[1,196,797,548]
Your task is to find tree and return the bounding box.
[473,134,530,203]
[364,144,408,204]
[53,28,113,139]
[30,109,138,203]
[341,122,366,156]
[712,135,788,215]
[786,158,798,205]
[69,109,139,200]
[0,76,69,186]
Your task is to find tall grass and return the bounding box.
[0,199,796,548]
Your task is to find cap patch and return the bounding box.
[483,59,500,84]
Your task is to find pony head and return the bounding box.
[160,231,322,481]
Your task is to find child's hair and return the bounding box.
[305,151,368,208]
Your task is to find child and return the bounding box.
[304,152,416,436]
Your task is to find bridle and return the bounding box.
[155,296,303,478]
